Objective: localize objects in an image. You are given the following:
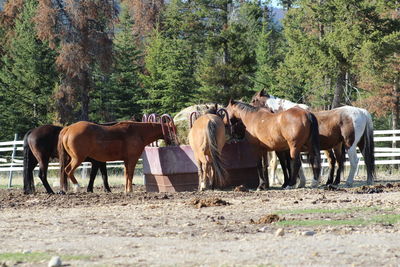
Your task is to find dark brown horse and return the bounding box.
[251,90,375,186]
[58,121,173,193]
[23,125,111,194]
[225,99,321,188]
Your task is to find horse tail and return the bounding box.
[307,112,322,175]
[23,130,35,194]
[206,120,227,188]
[58,128,69,191]
[362,111,375,183]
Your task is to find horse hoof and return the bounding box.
[72,183,81,193]
[345,182,353,187]
[57,190,66,195]
[311,180,319,188]
[284,185,294,190]
[297,182,306,188]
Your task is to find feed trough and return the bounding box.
[141,111,260,192]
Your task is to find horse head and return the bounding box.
[160,114,179,146]
[251,89,269,107]
[226,99,246,130]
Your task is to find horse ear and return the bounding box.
[259,89,266,96]
[205,104,209,109]
[214,103,218,110]
[229,98,235,105]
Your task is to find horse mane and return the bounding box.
[233,100,261,113]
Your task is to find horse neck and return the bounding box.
[139,123,165,145]
[235,107,261,128]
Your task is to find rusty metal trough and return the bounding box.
[141,111,260,192]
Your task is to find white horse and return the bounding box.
[251,89,375,187]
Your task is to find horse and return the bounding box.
[23,124,112,194]
[58,120,174,193]
[188,105,227,191]
[225,99,321,189]
[251,89,375,186]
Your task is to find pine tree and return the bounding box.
[141,29,197,115]
[140,0,200,115]
[90,3,143,122]
[0,0,57,140]
[253,6,285,95]
[195,0,263,103]
[277,0,394,109]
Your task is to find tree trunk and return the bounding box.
[332,69,346,108]
[80,70,90,121]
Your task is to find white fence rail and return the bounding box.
[1,130,400,186]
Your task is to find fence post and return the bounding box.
[8,133,18,188]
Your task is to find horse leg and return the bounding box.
[256,152,269,191]
[87,162,97,193]
[276,151,290,188]
[333,143,345,185]
[297,165,306,188]
[124,156,139,193]
[205,162,212,189]
[38,158,54,194]
[64,158,83,193]
[287,145,302,188]
[99,162,111,192]
[197,160,205,191]
[24,154,38,194]
[257,157,268,191]
[346,145,359,187]
[269,152,280,185]
[325,150,336,185]
[261,149,269,189]
[288,155,302,188]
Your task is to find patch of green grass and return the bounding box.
[276,213,400,227]
[0,252,91,264]
[275,206,386,215]
[276,218,367,227]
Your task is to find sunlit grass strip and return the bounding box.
[276,214,400,227]
[0,252,91,263]
[275,206,388,215]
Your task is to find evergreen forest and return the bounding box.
[0,0,399,141]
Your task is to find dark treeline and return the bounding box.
[0,0,398,141]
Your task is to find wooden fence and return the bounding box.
[1,129,400,187]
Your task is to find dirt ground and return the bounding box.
[1,176,400,267]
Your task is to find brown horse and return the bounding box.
[251,90,375,186]
[188,106,227,190]
[225,99,321,188]
[23,124,111,194]
[58,121,172,193]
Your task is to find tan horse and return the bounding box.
[225,99,321,188]
[188,111,227,191]
[58,121,172,193]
